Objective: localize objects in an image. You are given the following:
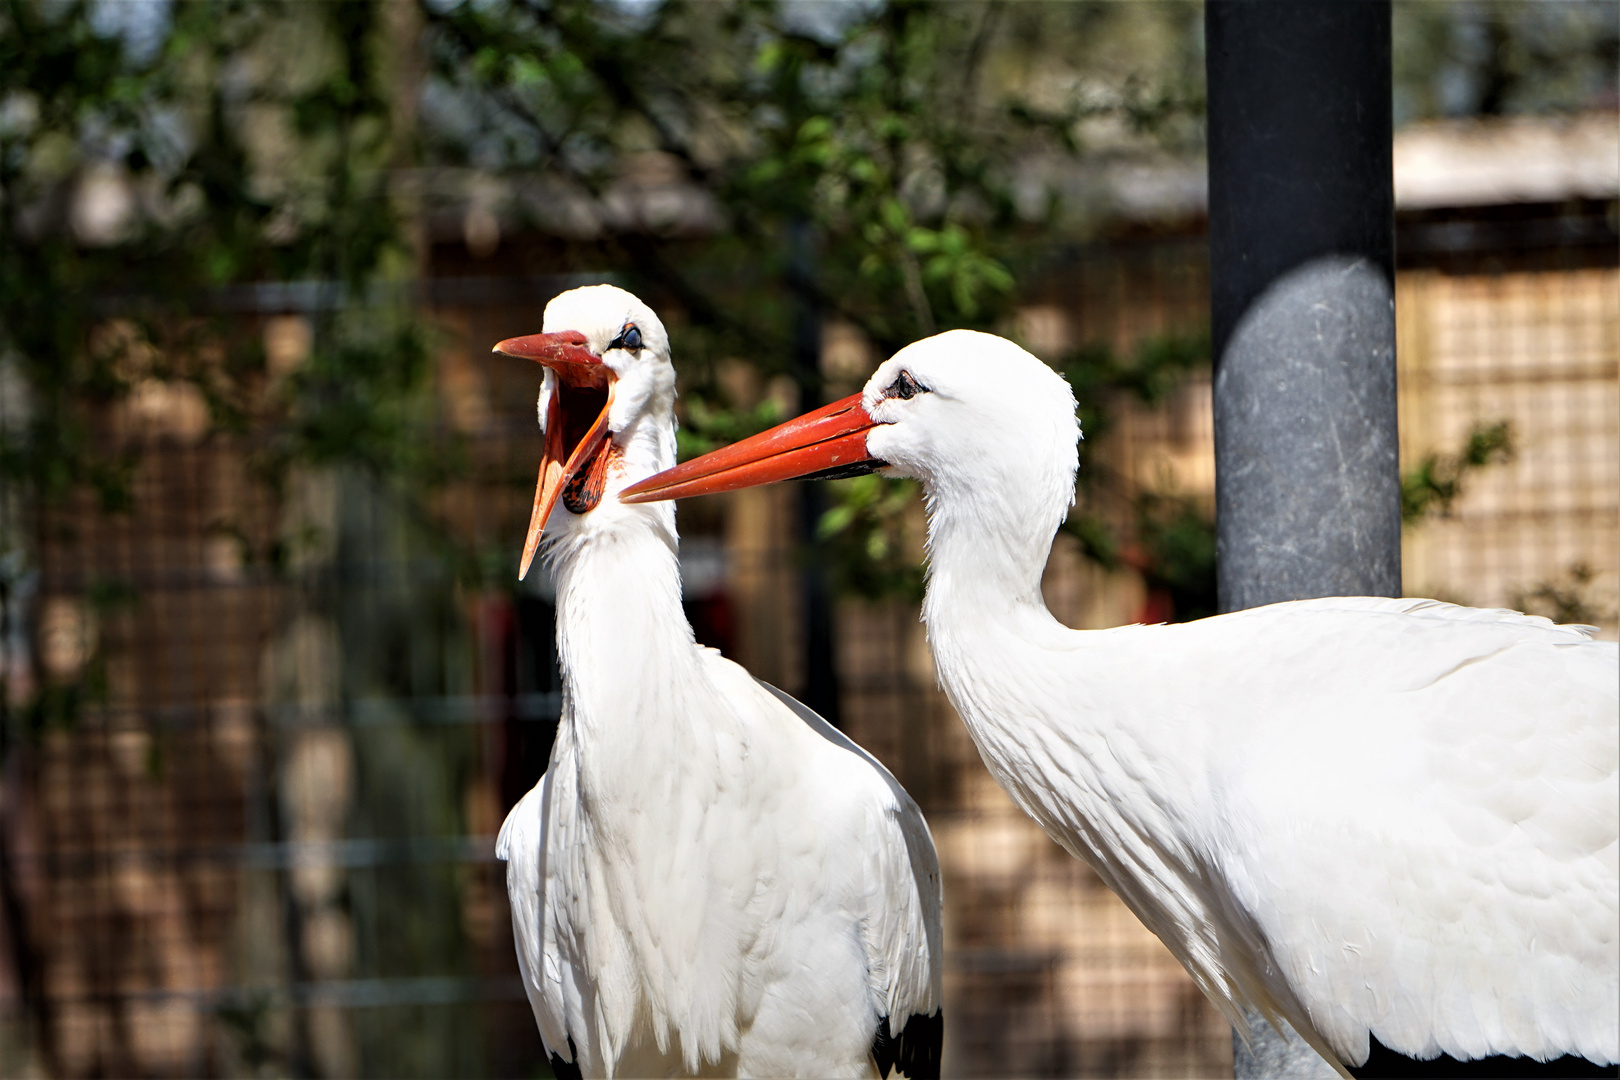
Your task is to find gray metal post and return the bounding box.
[1206,1,1398,1076]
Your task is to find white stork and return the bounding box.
[623,329,1620,1077]
[490,285,943,1080]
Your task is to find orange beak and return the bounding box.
[620,392,884,504]
[493,330,616,580]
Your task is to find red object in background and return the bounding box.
[684,592,735,658]
[1118,542,1176,625]
[1136,587,1175,626]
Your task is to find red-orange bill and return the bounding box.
[493,329,599,370]
[493,331,615,579]
[620,392,884,504]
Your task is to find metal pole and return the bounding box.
[788,220,842,727]
[1206,1,1398,1075]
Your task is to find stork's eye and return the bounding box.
[884,371,929,400]
[610,325,643,352]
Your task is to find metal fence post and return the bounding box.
[1206,1,1399,1075]
[788,219,842,727]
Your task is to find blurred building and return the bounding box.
[0,111,1615,1079]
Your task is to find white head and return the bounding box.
[494,284,677,577]
[623,329,1081,577]
[862,330,1080,532]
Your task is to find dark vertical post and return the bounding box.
[1206,1,1398,1075]
[788,220,842,726]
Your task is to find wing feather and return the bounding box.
[753,680,945,1073]
[497,773,576,1061]
[1202,598,1619,1066]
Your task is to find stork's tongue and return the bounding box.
[494,330,616,580]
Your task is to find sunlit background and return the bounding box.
[0,1,1615,1077]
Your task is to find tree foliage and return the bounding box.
[421,0,1201,357]
[0,0,432,512]
[1392,0,1618,124]
[1,0,1214,605]
[0,0,1584,623]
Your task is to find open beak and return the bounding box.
[621,392,883,505]
[494,330,616,579]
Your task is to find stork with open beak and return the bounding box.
[491,285,943,1080]
[623,329,1620,1078]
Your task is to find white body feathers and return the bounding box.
[499,504,942,1078]
[928,589,1617,1068]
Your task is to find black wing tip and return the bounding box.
[548,1035,583,1080]
[873,1010,943,1080]
[1350,1037,1618,1079]
[547,1051,582,1080]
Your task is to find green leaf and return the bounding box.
[905,227,939,253]
[880,198,910,234]
[798,116,833,142]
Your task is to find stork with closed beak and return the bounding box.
[623,329,1620,1078]
[491,286,943,1080]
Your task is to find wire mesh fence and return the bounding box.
[1398,265,1620,626]
[0,207,1614,1078]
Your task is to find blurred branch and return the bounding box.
[1515,562,1606,629]
[1401,420,1514,524]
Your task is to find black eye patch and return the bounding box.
[884,370,929,400]
[608,325,643,352]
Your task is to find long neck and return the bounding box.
[918,481,1083,804]
[919,477,1165,826]
[546,499,696,756]
[549,390,685,704]
[915,479,1223,977]
[920,480,1063,632]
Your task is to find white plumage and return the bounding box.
[624,329,1619,1074]
[492,286,943,1079]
